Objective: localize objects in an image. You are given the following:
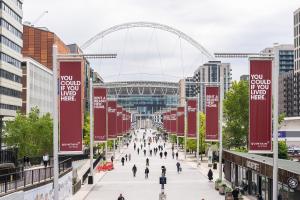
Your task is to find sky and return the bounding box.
[23,0,299,82]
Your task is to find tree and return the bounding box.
[83,112,90,146]
[5,107,53,158]
[223,81,249,149]
[199,112,206,154]
[278,141,288,159]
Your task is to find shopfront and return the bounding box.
[223,150,300,200]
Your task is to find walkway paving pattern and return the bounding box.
[75,129,223,200]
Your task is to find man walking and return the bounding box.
[145,167,149,179]
[132,164,137,177]
[121,157,125,166]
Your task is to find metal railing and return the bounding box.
[0,158,72,196]
[0,149,18,164]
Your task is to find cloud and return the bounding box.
[23,0,299,81]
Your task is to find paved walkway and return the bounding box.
[74,129,223,200]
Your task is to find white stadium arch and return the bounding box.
[80,21,215,60]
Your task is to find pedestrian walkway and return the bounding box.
[74,129,223,200]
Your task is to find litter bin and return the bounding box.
[213,162,217,170]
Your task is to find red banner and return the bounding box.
[107,100,117,139]
[59,61,83,153]
[176,107,185,137]
[122,110,126,135]
[93,87,107,142]
[249,58,272,153]
[166,112,170,133]
[116,106,123,137]
[170,109,177,134]
[187,99,197,138]
[127,112,131,133]
[205,86,219,141]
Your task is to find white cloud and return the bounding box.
[23,0,299,81]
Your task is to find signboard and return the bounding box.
[176,107,185,137]
[107,100,117,139]
[59,61,83,153]
[93,87,107,142]
[249,58,272,153]
[116,106,123,137]
[170,109,177,134]
[122,110,126,135]
[205,86,219,142]
[187,99,197,138]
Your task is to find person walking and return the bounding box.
[176,162,181,174]
[125,154,128,161]
[172,151,175,159]
[128,153,131,161]
[143,149,146,156]
[161,166,166,176]
[146,158,149,166]
[145,167,149,179]
[232,187,239,200]
[208,169,213,181]
[164,151,167,159]
[118,193,125,200]
[121,157,125,166]
[150,149,153,156]
[43,153,49,168]
[132,164,137,177]
[111,156,114,163]
[134,143,136,150]
[175,152,179,160]
[159,152,163,159]
[137,148,140,155]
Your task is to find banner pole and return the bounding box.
[113,139,116,158]
[184,100,187,160]
[219,66,224,180]
[272,57,279,199]
[52,45,59,200]
[88,78,94,184]
[196,92,200,166]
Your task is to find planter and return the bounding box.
[213,162,217,169]
[219,185,226,195]
[215,181,221,190]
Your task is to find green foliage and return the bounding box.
[223,81,249,149]
[5,107,53,158]
[170,135,177,143]
[278,141,288,159]
[278,113,285,125]
[83,112,90,146]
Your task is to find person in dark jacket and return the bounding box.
[159,152,163,159]
[208,169,213,181]
[164,151,167,158]
[121,157,125,166]
[145,167,149,179]
[146,158,149,166]
[117,193,125,200]
[132,165,137,177]
[232,188,239,200]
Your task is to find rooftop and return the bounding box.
[226,150,300,175]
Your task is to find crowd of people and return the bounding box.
[116,128,182,199]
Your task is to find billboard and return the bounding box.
[117,106,123,137]
[187,99,197,138]
[59,61,83,153]
[176,107,185,137]
[107,100,117,139]
[93,87,107,142]
[249,58,272,153]
[205,86,219,142]
[170,109,177,134]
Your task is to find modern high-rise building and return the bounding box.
[193,61,231,112]
[261,44,294,73]
[0,0,23,118]
[294,8,300,116]
[240,75,249,81]
[261,44,295,116]
[21,57,53,116]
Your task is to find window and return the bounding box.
[0,103,20,110]
[0,1,22,23]
[0,52,21,68]
[0,18,22,38]
[0,68,21,83]
[0,86,21,98]
[0,35,21,53]
[11,0,22,9]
